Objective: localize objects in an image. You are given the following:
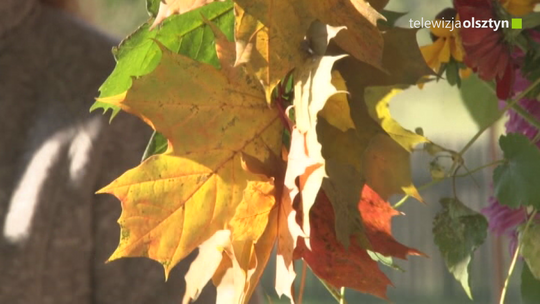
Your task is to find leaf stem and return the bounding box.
[297,261,307,304]
[461,77,540,156]
[319,279,347,304]
[340,287,345,304]
[499,209,538,304]
[393,159,504,208]
[459,78,540,156]
[481,79,540,131]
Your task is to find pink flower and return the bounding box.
[482,197,528,254]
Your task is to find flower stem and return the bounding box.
[393,159,503,208]
[499,209,538,304]
[319,279,347,304]
[460,77,540,156]
[297,261,307,304]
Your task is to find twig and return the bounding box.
[499,209,538,304]
[297,261,307,304]
[393,159,504,208]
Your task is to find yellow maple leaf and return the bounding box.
[96,31,283,285]
[233,0,384,102]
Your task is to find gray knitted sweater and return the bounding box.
[0,1,215,303]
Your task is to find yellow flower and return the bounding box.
[500,0,540,16]
[420,18,465,73]
[418,16,471,87]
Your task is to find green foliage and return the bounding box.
[147,0,160,17]
[522,42,540,100]
[521,262,540,304]
[433,198,488,299]
[459,74,500,130]
[141,131,168,162]
[494,133,540,209]
[521,223,540,281]
[91,1,234,119]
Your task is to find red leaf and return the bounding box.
[295,185,425,299]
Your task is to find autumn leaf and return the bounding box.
[287,54,347,242]
[315,88,418,245]
[317,25,435,205]
[92,1,234,119]
[334,27,434,87]
[183,230,231,304]
[295,186,423,299]
[275,184,302,299]
[364,86,428,152]
[96,31,283,288]
[151,0,226,29]
[233,0,384,101]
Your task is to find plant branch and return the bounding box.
[393,159,504,208]
[319,279,347,304]
[297,261,307,304]
[460,77,540,156]
[499,209,538,304]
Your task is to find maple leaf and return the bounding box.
[182,177,278,303]
[96,28,283,290]
[334,27,435,87]
[92,1,234,119]
[183,230,231,303]
[233,0,384,101]
[151,0,226,29]
[315,90,418,245]
[286,54,348,243]
[281,25,433,249]
[316,26,435,206]
[294,186,424,299]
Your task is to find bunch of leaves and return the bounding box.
[88,0,467,303]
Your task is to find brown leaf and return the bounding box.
[233,0,384,101]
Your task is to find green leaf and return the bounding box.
[459,74,500,130]
[493,133,540,209]
[367,250,403,272]
[141,131,168,162]
[522,12,540,30]
[91,1,234,120]
[433,198,488,299]
[522,261,540,304]
[522,43,540,100]
[147,0,160,17]
[521,223,540,280]
[445,59,460,87]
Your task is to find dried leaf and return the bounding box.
[295,187,423,299]
[96,33,282,285]
[233,0,384,101]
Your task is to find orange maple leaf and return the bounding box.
[295,186,425,299]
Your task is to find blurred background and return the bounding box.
[75,0,535,303]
